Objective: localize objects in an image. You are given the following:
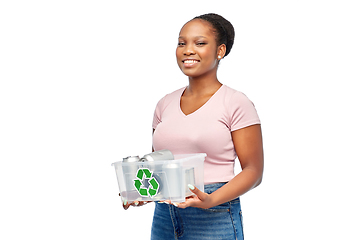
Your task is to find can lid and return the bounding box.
[139,155,154,162]
[123,156,140,162]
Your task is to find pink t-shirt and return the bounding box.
[152,85,260,184]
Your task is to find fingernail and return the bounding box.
[188,184,195,190]
[164,201,170,205]
[173,203,178,207]
[158,201,164,204]
[123,199,127,205]
[134,201,139,206]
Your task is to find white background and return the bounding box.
[1,0,359,239]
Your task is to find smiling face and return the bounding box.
[176,19,225,79]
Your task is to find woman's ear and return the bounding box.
[217,44,226,60]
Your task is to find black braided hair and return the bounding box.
[193,13,235,57]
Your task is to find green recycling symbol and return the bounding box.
[133,168,159,198]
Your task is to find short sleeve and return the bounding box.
[228,91,261,132]
[152,95,166,129]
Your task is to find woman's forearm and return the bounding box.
[210,167,262,207]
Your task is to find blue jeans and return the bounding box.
[151,183,244,240]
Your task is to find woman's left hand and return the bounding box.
[167,184,214,209]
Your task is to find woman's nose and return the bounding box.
[184,45,195,55]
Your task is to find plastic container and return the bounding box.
[112,153,206,203]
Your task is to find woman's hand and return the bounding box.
[119,193,151,210]
[167,184,215,209]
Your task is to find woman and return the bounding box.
[123,13,264,240]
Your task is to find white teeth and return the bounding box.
[184,60,198,64]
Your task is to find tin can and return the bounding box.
[123,156,140,162]
[140,149,174,162]
[162,162,182,200]
[140,150,174,199]
[122,156,140,193]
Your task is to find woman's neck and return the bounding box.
[186,72,222,97]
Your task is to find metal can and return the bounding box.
[123,156,140,162]
[140,150,174,199]
[140,149,174,162]
[162,162,182,199]
[122,156,140,193]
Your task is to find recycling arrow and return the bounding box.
[133,168,159,198]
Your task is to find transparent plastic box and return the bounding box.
[112,153,206,203]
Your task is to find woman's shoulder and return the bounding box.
[155,86,186,108]
[221,85,260,130]
[221,85,252,103]
[167,86,186,97]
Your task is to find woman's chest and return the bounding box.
[180,95,213,116]
[153,106,233,154]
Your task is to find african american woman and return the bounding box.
[123,13,264,240]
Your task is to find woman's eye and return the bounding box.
[178,42,185,46]
[196,42,207,46]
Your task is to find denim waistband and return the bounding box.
[204,182,227,194]
[204,182,240,204]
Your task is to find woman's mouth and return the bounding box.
[183,59,200,67]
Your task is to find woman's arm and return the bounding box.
[210,124,264,205]
[177,124,264,209]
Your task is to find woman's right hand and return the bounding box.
[119,193,151,210]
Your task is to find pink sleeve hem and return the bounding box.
[230,120,261,132]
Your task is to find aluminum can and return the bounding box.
[123,156,140,162]
[162,162,182,199]
[122,156,140,193]
[140,149,174,162]
[140,150,174,199]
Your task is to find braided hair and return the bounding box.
[193,13,235,58]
